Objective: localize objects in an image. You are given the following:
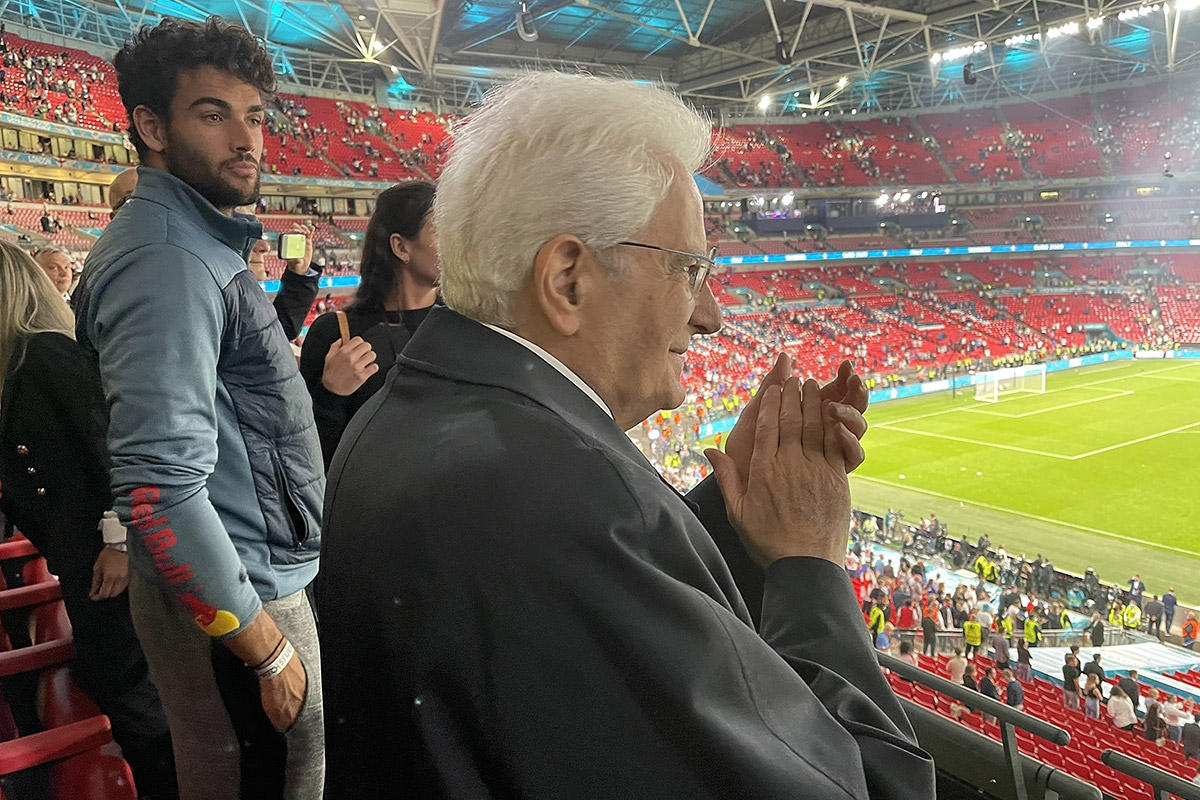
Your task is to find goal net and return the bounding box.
[973,364,1047,403]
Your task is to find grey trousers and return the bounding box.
[129,572,324,800]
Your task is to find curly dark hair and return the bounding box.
[347,182,437,314]
[113,16,276,158]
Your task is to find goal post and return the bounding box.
[973,364,1047,403]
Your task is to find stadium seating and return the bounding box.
[0,538,137,800]
[891,655,1200,798]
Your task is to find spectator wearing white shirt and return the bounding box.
[1107,686,1137,732]
[1163,698,1193,744]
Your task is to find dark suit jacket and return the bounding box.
[0,332,109,574]
[320,307,934,800]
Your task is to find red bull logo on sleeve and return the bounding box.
[129,486,240,636]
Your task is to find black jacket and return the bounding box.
[274,263,322,342]
[0,332,109,573]
[319,307,934,800]
[299,304,432,467]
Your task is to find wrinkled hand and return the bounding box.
[706,377,852,568]
[285,222,316,275]
[724,355,868,484]
[89,548,128,601]
[260,652,308,733]
[321,336,379,396]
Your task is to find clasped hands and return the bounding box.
[705,354,868,569]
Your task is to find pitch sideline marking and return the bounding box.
[963,389,1134,419]
[874,425,1073,459]
[1071,420,1200,459]
[853,474,1200,559]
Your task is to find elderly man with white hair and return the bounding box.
[319,72,934,799]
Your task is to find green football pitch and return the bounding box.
[847,359,1200,606]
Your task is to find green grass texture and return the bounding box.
[694,359,1200,604]
[852,359,1200,605]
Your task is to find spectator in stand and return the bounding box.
[1082,652,1105,682]
[896,639,917,666]
[1003,669,1024,711]
[948,647,968,685]
[299,181,438,468]
[0,241,178,798]
[1163,589,1178,634]
[1144,703,1169,745]
[962,663,978,691]
[876,622,895,653]
[1183,717,1200,761]
[1107,686,1137,733]
[319,72,927,800]
[107,168,139,214]
[1062,654,1082,711]
[1163,697,1192,744]
[1082,673,1104,719]
[1144,594,1165,639]
[1118,670,1142,712]
[32,245,74,301]
[1014,638,1032,683]
[896,598,918,631]
[990,629,1010,671]
[921,606,938,656]
[76,18,323,799]
[977,666,999,724]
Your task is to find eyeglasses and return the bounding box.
[616,241,720,294]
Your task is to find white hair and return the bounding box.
[435,72,712,327]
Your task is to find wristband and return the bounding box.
[99,511,127,546]
[250,635,286,671]
[256,640,295,680]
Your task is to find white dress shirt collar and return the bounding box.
[483,323,613,420]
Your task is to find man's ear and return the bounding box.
[132,105,168,156]
[532,234,590,337]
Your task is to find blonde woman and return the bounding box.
[0,241,177,798]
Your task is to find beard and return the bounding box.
[165,131,261,210]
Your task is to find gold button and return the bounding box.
[35,488,46,496]
[16,446,28,455]
[26,467,35,475]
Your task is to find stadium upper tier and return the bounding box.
[1,29,1197,188]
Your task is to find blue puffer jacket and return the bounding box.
[75,167,322,638]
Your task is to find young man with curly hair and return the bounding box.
[74,17,324,799]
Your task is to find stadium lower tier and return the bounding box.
[889,653,1200,799]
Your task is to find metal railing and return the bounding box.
[880,651,1070,800]
[880,652,1200,800]
[1101,749,1200,800]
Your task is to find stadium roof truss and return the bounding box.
[3,0,1200,113]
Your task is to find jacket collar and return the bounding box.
[130,167,262,261]
[400,307,662,477]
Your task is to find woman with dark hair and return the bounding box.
[300,181,438,466]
